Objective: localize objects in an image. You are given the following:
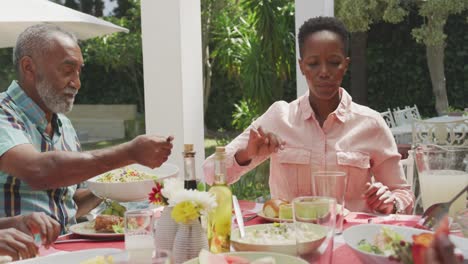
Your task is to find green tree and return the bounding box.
[335,0,408,105]
[64,0,79,10]
[64,0,104,17]
[80,0,144,111]
[207,0,295,116]
[200,0,231,115]
[0,49,15,92]
[112,0,134,18]
[411,0,468,115]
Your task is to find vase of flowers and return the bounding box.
[169,189,217,264]
[150,178,184,252]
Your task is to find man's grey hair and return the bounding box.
[13,24,78,77]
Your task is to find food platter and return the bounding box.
[183,251,308,264]
[231,223,326,256]
[86,163,179,202]
[13,248,123,264]
[69,220,124,238]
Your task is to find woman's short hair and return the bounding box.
[298,16,349,58]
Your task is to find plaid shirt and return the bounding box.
[0,81,81,231]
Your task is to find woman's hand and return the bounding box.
[15,212,61,248]
[235,126,285,165]
[363,182,395,214]
[0,228,38,261]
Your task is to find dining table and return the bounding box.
[38,200,426,264]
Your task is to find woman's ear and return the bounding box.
[298,58,305,75]
[344,57,350,72]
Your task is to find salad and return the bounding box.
[238,223,324,245]
[97,167,157,183]
[357,218,462,264]
[357,227,412,262]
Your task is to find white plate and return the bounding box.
[86,163,179,202]
[13,248,122,264]
[231,223,326,256]
[69,220,124,238]
[257,207,350,223]
[183,251,308,264]
[343,224,468,264]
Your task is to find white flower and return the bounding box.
[161,178,184,200]
[168,189,217,215]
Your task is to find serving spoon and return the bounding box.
[232,195,246,238]
[418,184,467,230]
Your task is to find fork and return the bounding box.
[243,214,257,222]
[418,185,467,230]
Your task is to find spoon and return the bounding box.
[418,184,468,229]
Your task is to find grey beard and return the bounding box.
[36,79,77,114]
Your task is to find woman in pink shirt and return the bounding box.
[203,17,414,214]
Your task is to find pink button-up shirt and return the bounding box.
[203,88,414,213]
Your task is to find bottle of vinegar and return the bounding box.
[183,144,197,190]
[207,146,232,253]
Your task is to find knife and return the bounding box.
[232,195,245,238]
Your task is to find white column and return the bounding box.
[141,0,205,180]
[295,0,334,97]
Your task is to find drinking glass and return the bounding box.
[293,196,336,264]
[312,171,347,233]
[124,209,155,264]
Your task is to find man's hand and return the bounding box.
[0,228,38,261]
[363,182,395,214]
[15,212,61,248]
[424,232,461,264]
[235,127,285,165]
[128,135,174,168]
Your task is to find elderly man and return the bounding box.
[0,24,173,234]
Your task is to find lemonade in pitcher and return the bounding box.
[419,170,468,217]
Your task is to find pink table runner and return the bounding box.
[40,201,422,264]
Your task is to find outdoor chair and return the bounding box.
[393,106,421,126]
[405,105,421,120]
[412,119,468,147]
[399,150,420,214]
[380,108,396,128]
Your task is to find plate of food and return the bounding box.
[69,201,126,238]
[231,223,326,256]
[86,163,179,202]
[343,223,468,264]
[13,248,122,264]
[258,199,349,223]
[69,215,124,238]
[184,249,308,264]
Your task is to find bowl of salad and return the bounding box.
[231,223,327,256]
[86,163,179,202]
[343,223,468,264]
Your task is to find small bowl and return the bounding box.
[86,163,179,202]
[343,224,468,264]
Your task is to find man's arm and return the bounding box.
[0,135,173,190]
[73,189,102,219]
